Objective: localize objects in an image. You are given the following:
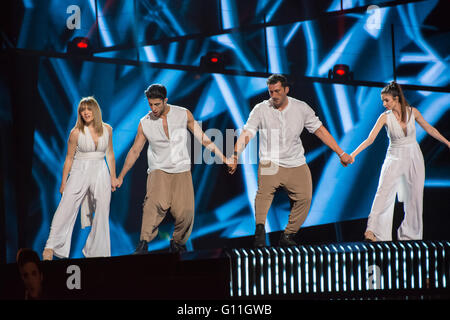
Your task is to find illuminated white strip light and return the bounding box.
[346,245,355,291]
[383,243,392,290]
[442,242,449,288]
[242,249,250,296]
[423,242,430,289]
[228,241,449,297]
[271,248,280,295]
[432,242,439,288]
[414,242,422,289]
[392,242,400,289]
[363,243,370,290]
[367,243,378,290]
[281,248,288,294]
[331,245,340,292]
[257,248,265,296]
[285,247,295,294]
[406,242,415,289]
[232,249,241,297]
[264,248,272,296]
[249,249,256,296]
[316,246,324,292]
[293,247,303,294]
[309,246,317,293]
[301,246,309,293]
[356,244,363,291]
[339,245,347,292]
[398,242,408,289]
[376,243,385,290]
[325,246,333,291]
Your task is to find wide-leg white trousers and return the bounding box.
[366,143,425,241]
[45,158,111,258]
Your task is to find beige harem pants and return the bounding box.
[140,170,195,245]
[255,162,312,234]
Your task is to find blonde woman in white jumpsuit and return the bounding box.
[42,97,118,260]
[350,82,450,241]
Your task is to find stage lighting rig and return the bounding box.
[200,52,226,72]
[67,37,92,56]
[328,64,353,81]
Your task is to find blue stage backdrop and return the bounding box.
[2,0,449,262]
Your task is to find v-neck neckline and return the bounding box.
[160,106,171,140]
[86,126,99,151]
[391,110,409,137]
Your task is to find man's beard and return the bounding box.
[270,98,282,108]
[154,104,167,116]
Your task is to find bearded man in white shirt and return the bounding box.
[228,74,353,247]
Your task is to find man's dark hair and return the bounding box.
[266,74,289,88]
[16,248,42,273]
[144,84,167,100]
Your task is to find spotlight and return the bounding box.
[67,37,92,56]
[200,52,225,72]
[328,64,353,81]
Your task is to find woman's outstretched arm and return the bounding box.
[413,107,450,148]
[350,113,387,160]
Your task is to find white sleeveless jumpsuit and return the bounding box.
[366,108,425,241]
[44,125,111,258]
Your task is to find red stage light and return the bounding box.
[336,69,346,76]
[67,37,91,55]
[200,52,226,72]
[76,41,88,49]
[328,64,352,80]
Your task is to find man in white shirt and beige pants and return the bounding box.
[229,74,353,247]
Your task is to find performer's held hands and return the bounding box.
[111,177,119,192]
[339,152,353,167]
[349,153,355,164]
[225,156,238,175]
[115,176,124,189]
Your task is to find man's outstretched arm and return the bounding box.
[117,123,147,187]
[313,125,352,166]
[227,129,254,174]
[186,109,230,165]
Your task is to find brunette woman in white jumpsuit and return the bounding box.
[350,82,450,241]
[42,97,118,260]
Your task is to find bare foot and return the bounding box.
[364,231,377,242]
[42,248,53,261]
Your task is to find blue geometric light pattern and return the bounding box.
[13,0,449,258]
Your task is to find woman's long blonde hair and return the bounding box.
[75,96,104,136]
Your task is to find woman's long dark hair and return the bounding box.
[381,81,410,122]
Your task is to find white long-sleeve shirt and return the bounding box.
[243,96,323,167]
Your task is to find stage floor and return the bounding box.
[1,239,449,300]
